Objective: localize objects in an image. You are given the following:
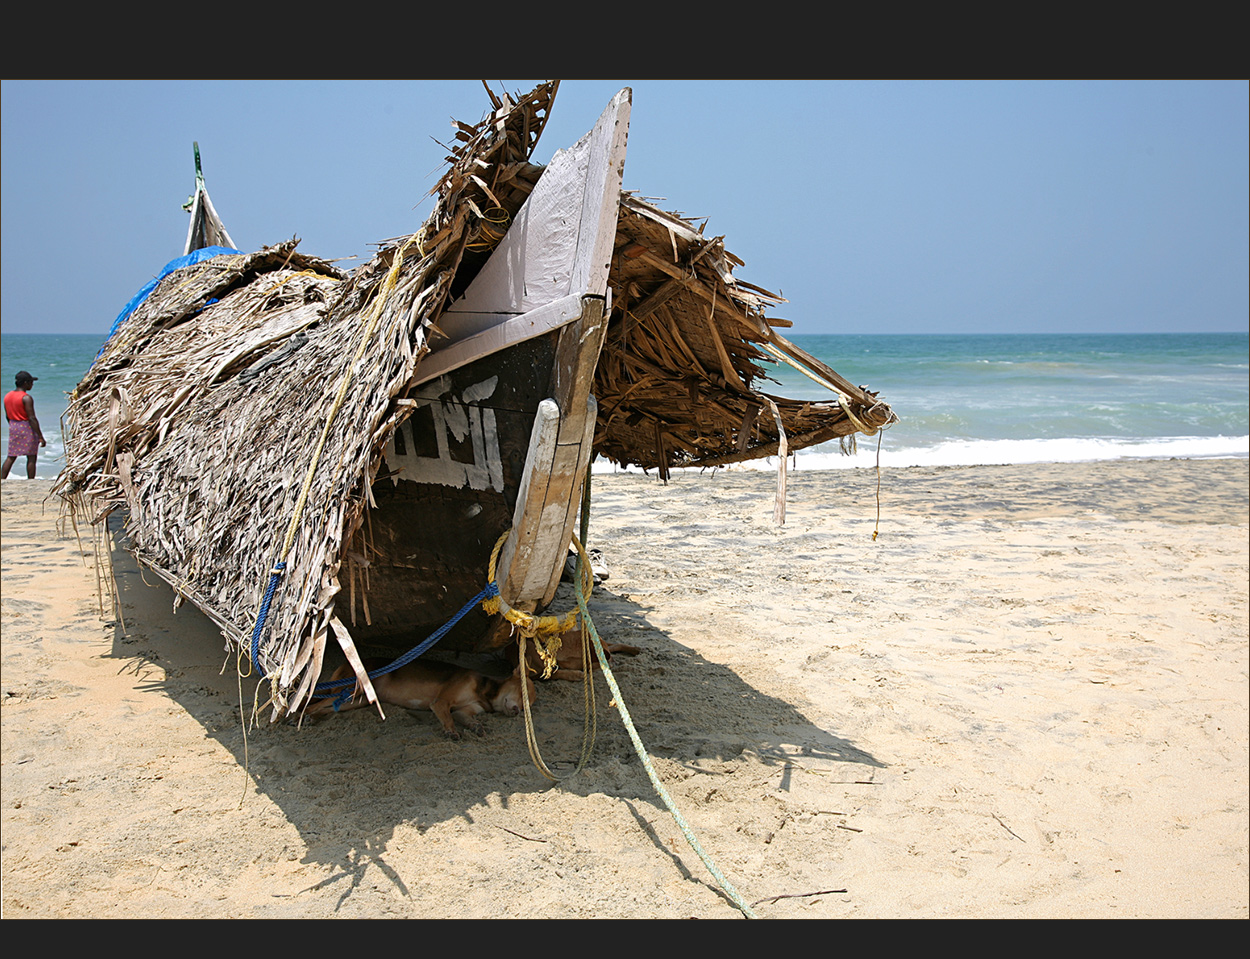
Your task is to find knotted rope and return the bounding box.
[482,529,578,677]
[482,528,596,779]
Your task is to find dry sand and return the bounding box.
[2,458,1247,918]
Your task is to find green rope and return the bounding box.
[570,534,758,919]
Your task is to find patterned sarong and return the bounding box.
[6,420,38,457]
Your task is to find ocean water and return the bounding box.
[761,332,1250,470]
[2,333,107,480]
[3,330,1247,480]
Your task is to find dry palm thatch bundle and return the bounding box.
[596,194,897,480]
[55,79,895,723]
[55,82,561,720]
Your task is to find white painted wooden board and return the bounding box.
[437,89,631,344]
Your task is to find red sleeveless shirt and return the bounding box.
[4,389,30,421]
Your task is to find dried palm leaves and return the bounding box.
[55,80,895,723]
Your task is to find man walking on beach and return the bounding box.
[3,371,47,480]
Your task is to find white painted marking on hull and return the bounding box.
[384,375,504,492]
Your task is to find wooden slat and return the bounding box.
[702,291,748,392]
[765,330,876,407]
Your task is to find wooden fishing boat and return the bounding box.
[346,87,629,654]
[55,81,896,722]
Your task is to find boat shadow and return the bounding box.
[103,517,883,891]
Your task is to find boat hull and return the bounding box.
[343,298,605,654]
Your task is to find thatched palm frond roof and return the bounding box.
[55,80,896,721]
[595,194,896,477]
[56,82,562,718]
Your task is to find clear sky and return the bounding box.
[2,79,1246,337]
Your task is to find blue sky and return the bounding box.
[2,79,1246,337]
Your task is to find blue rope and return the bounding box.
[311,581,500,711]
[249,561,287,679]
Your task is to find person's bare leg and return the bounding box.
[1,455,15,479]
[26,453,37,479]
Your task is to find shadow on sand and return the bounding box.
[101,512,883,904]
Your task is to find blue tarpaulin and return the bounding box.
[102,245,241,350]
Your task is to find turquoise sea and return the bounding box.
[764,332,1249,470]
[2,330,1247,479]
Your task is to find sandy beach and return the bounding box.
[2,458,1247,918]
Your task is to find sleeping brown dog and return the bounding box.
[506,627,641,682]
[305,658,536,738]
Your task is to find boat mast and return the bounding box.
[182,141,237,255]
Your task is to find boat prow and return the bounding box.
[335,89,631,653]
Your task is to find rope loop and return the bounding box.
[310,580,500,707]
[483,530,578,673]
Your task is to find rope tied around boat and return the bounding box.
[482,528,578,679]
[248,561,287,674]
[567,533,758,919]
[503,528,598,783]
[305,523,583,715]
[297,513,756,916]
[246,230,423,681]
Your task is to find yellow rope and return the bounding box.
[515,628,597,782]
[465,208,511,252]
[246,232,421,697]
[482,529,578,662]
[277,235,419,563]
[260,269,341,297]
[483,528,595,781]
[169,258,240,298]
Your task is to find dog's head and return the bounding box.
[492,668,537,716]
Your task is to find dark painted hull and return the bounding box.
[336,330,578,654]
